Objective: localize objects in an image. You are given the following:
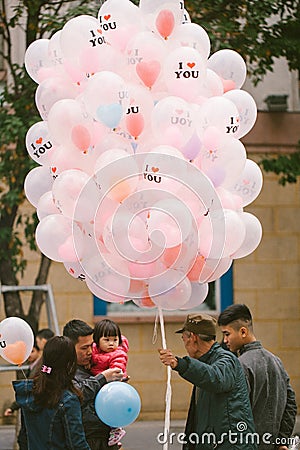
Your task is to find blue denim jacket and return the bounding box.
[13,379,91,450]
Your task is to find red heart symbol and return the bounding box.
[187,62,195,68]
[69,268,75,274]
[97,29,102,34]
[175,109,183,115]
[243,179,250,185]
[152,167,159,173]
[104,14,111,20]
[51,167,57,173]
[36,137,42,144]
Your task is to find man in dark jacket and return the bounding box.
[218,304,297,450]
[63,319,124,450]
[159,313,257,450]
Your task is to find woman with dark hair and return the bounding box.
[13,336,91,450]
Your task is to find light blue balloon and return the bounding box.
[95,381,141,427]
[96,103,123,129]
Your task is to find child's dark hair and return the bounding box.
[93,319,122,347]
[33,336,81,408]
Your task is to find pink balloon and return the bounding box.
[155,9,175,39]
[35,76,79,120]
[58,235,80,262]
[128,260,156,279]
[71,124,92,151]
[199,135,246,188]
[35,214,71,262]
[149,270,192,311]
[125,113,145,139]
[136,61,161,88]
[216,187,243,211]
[64,261,86,280]
[83,253,131,302]
[37,191,61,220]
[52,169,91,220]
[86,277,130,304]
[199,256,233,283]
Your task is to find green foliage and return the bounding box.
[259,148,300,185]
[0,0,98,282]
[184,0,300,84]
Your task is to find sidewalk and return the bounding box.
[0,417,299,450]
[0,420,184,450]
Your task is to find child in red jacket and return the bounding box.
[91,319,129,446]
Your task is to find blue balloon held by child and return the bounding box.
[95,381,141,428]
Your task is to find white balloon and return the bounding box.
[24,166,54,207]
[231,212,262,259]
[207,49,247,90]
[227,159,263,207]
[223,89,257,138]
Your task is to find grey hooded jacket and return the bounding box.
[239,341,297,449]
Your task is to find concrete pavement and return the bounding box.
[1,418,299,450]
[0,420,184,450]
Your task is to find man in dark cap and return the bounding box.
[159,313,257,450]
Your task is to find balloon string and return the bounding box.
[20,368,28,379]
[158,306,171,450]
[152,311,159,345]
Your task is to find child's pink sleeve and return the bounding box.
[109,348,128,376]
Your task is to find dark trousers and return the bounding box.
[87,437,119,450]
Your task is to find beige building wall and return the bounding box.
[1,112,299,422]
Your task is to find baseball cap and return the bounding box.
[175,313,217,336]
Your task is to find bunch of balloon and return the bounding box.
[0,317,34,366]
[23,0,263,308]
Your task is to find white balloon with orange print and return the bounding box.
[0,317,34,366]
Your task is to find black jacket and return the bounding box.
[73,365,110,440]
